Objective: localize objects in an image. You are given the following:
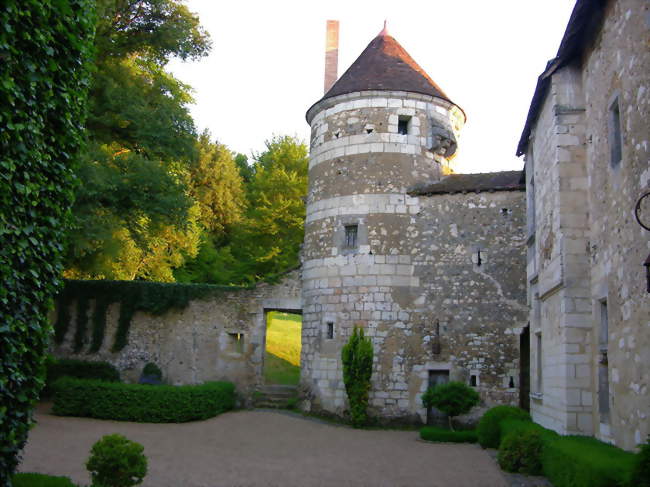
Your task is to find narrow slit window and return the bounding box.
[470,375,477,387]
[608,96,622,167]
[344,224,358,248]
[536,332,542,393]
[398,116,410,135]
[326,322,334,339]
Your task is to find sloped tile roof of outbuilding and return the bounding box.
[408,171,525,196]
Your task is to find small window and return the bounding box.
[326,322,334,339]
[608,96,622,167]
[398,116,410,135]
[470,375,477,387]
[344,224,358,248]
[228,332,244,353]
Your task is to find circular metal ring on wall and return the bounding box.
[635,191,650,232]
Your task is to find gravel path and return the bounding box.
[20,404,509,487]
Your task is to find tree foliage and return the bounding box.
[231,135,308,281]
[422,381,480,430]
[0,0,95,482]
[341,327,374,427]
[64,0,211,281]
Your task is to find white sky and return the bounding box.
[168,0,576,174]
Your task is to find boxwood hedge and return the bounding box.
[477,405,531,448]
[12,473,76,487]
[52,378,235,422]
[543,435,635,487]
[0,0,94,482]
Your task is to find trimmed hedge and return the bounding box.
[543,435,635,487]
[420,427,477,443]
[500,418,559,443]
[631,437,650,487]
[477,405,531,448]
[45,358,120,394]
[52,378,235,422]
[12,473,76,487]
[498,428,545,475]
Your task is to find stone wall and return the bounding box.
[301,188,527,422]
[524,0,649,450]
[51,271,301,401]
[301,88,527,422]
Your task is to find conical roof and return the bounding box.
[322,28,452,103]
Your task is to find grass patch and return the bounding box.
[420,426,478,443]
[264,311,301,385]
[12,473,76,487]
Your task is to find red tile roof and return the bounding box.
[321,30,453,103]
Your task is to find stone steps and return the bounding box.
[254,385,298,409]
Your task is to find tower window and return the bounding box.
[470,375,477,387]
[326,322,334,339]
[398,116,410,135]
[608,96,622,167]
[344,224,358,248]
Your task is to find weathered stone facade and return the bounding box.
[518,0,649,450]
[301,31,528,422]
[51,271,301,399]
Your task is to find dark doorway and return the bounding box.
[426,370,450,426]
[519,325,530,411]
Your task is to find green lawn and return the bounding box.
[264,312,301,385]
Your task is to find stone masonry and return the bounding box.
[52,270,301,400]
[518,0,649,450]
[301,29,528,422]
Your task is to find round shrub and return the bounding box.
[86,434,147,487]
[498,429,544,475]
[631,436,650,487]
[477,405,531,448]
[422,382,480,430]
[139,363,163,385]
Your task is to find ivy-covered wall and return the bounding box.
[51,270,302,393]
[0,1,94,482]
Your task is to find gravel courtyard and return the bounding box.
[20,405,509,487]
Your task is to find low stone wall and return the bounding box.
[50,270,301,401]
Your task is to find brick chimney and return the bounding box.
[324,20,339,94]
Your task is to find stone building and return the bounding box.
[301,25,529,422]
[517,0,649,450]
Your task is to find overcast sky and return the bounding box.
[168,0,576,174]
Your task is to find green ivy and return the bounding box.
[0,0,95,483]
[54,280,249,352]
[73,296,90,353]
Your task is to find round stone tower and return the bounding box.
[301,26,465,419]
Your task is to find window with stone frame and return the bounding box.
[228,332,244,354]
[398,115,411,135]
[608,95,622,167]
[344,224,358,248]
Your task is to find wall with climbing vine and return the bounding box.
[0,0,94,482]
[51,270,302,394]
